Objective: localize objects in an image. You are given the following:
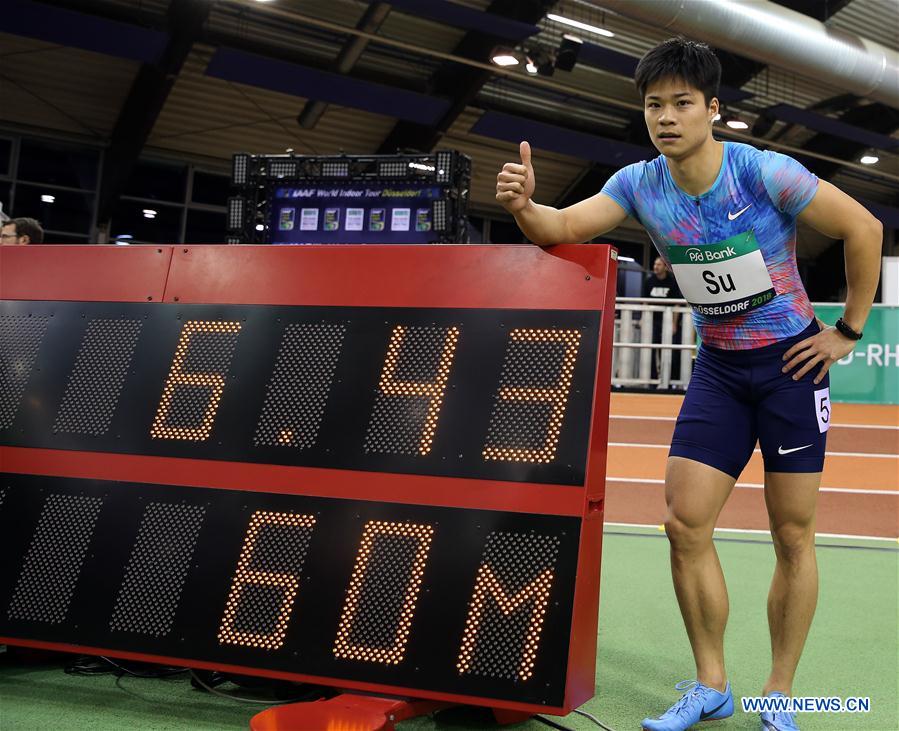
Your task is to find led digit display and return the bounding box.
[7,493,104,624]
[0,315,49,430]
[364,325,460,456]
[0,475,581,707]
[483,329,581,464]
[151,320,242,441]
[110,502,206,637]
[218,511,316,650]
[457,531,559,681]
[0,243,615,716]
[53,319,143,436]
[253,323,346,450]
[0,303,598,486]
[334,520,434,664]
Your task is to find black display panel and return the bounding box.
[269,184,441,244]
[0,302,600,486]
[0,475,580,706]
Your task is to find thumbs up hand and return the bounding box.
[496,141,536,213]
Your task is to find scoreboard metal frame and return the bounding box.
[0,244,617,716]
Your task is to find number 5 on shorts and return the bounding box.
[814,387,830,433]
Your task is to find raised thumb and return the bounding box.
[519,140,532,167]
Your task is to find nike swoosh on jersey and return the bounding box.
[778,444,813,455]
[727,204,752,220]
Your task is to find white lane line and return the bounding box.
[606,476,899,496]
[608,442,898,459]
[609,442,668,448]
[610,414,899,430]
[611,414,677,422]
[604,521,899,544]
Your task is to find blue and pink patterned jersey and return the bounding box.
[601,141,818,350]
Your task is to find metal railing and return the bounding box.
[613,297,694,390]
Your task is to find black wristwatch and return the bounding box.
[835,317,863,341]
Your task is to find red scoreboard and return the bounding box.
[0,244,616,716]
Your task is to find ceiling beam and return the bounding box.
[748,0,864,141]
[795,102,899,180]
[297,2,393,130]
[715,49,767,93]
[96,0,211,225]
[376,0,553,154]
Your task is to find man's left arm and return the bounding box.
[782,180,883,383]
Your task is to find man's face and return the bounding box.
[653,258,667,277]
[0,223,27,245]
[644,77,718,160]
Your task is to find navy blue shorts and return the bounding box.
[670,320,831,478]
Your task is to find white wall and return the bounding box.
[883,256,899,305]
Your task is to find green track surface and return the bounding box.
[1,528,896,731]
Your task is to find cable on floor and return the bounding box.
[64,655,186,678]
[535,709,617,731]
[188,669,323,706]
[575,707,617,730]
[535,716,575,731]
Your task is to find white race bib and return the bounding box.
[669,231,775,317]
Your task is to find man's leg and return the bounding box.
[664,455,737,692]
[762,471,821,696]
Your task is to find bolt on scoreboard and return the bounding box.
[0,244,616,715]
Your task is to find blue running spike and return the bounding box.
[760,691,800,731]
[642,680,734,731]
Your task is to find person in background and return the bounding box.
[643,256,683,383]
[644,255,682,300]
[1,217,44,245]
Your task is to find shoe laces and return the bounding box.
[667,680,708,719]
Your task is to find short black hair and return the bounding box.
[634,37,721,106]
[8,217,44,244]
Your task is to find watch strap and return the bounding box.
[835,317,863,341]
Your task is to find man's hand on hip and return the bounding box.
[782,320,855,384]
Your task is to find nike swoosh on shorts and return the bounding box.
[778,444,813,455]
[727,204,752,220]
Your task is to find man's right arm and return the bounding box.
[512,193,630,246]
[496,141,629,246]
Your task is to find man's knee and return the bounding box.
[771,522,815,564]
[665,513,714,555]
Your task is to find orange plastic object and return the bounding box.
[250,693,448,731]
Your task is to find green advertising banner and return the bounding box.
[814,304,898,405]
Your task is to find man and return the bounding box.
[495,37,881,731]
[0,217,44,245]
[643,256,683,383]
[644,256,682,300]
